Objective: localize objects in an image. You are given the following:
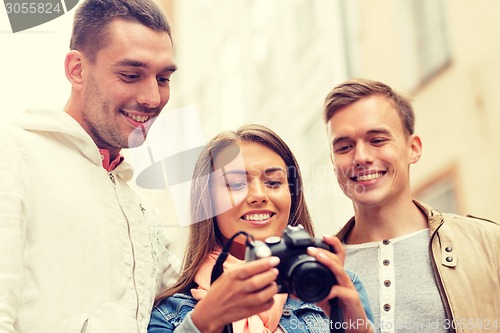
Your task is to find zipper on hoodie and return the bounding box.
[126,217,141,332]
[109,172,116,186]
[108,170,141,331]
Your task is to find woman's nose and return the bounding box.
[246,182,268,204]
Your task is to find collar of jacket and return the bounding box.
[335,200,457,268]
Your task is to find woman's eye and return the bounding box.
[265,181,283,188]
[226,182,246,190]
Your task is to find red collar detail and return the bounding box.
[98,149,124,172]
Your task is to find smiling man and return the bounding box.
[0,1,179,332]
[322,79,500,333]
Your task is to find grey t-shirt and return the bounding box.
[344,229,447,333]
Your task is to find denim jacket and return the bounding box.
[148,272,373,333]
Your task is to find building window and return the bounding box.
[413,165,462,215]
[404,0,451,89]
[339,0,361,78]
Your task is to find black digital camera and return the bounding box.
[245,224,337,302]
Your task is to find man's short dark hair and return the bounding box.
[70,0,172,62]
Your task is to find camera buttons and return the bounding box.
[265,236,281,244]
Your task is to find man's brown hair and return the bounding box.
[323,78,415,136]
[70,0,172,62]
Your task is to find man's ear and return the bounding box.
[409,134,422,164]
[65,50,85,90]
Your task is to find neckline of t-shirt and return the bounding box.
[343,228,429,249]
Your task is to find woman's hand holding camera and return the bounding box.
[191,257,280,333]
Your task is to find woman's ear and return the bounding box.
[409,134,423,165]
[64,50,85,91]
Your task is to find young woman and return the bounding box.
[149,124,373,333]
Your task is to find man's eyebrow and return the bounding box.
[113,59,177,73]
[162,64,177,73]
[113,59,147,68]
[332,136,350,147]
[332,128,393,146]
[367,128,392,136]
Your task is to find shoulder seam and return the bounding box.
[465,214,499,225]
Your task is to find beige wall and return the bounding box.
[141,1,500,261]
[412,2,500,221]
[296,0,500,226]
[137,0,189,261]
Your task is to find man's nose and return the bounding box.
[353,143,374,167]
[137,78,162,109]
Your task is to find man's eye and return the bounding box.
[371,138,387,145]
[157,77,171,85]
[335,145,352,153]
[120,73,139,81]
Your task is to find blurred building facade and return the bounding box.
[152,0,500,254]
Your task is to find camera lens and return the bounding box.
[286,256,337,302]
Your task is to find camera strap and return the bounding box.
[210,231,254,333]
[210,231,253,283]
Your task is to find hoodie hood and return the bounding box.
[14,109,92,141]
[12,109,133,181]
